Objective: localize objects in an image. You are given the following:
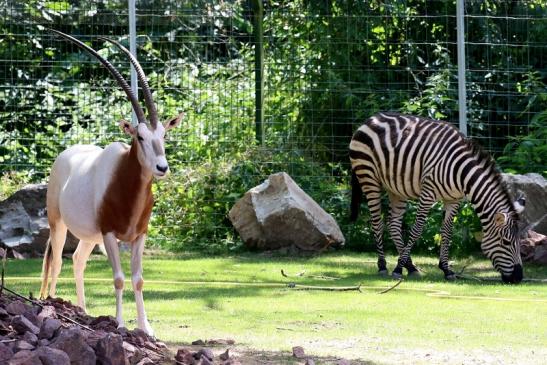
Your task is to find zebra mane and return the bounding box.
[464,137,516,214]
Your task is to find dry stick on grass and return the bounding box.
[378,279,403,294]
[286,282,362,292]
[280,269,340,280]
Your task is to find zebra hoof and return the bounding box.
[378,269,389,276]
[391,271,403,280]
[408,270,422,278]
[445,273,457,281]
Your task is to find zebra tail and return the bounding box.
[350,170,362,222]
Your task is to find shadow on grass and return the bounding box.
[4,251,546,301]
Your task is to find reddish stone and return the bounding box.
[34,346,70,365]
[292,346,306,359]
[10,315,39,335]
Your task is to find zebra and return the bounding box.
[349,112,525,283]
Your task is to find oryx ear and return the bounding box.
[119,119,136,136]
[494,212,507,227]
[513,196,525,214]
[164,112,184,131]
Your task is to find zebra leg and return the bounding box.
[364,186,388,275]
[388,196,420,277]
[394,192,436,277]
[438,202,459,280]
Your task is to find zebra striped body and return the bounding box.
[350,112,524,283]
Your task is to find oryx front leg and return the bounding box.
[103,232,126,329]
[131,234,153,336]
[72,240,96,311]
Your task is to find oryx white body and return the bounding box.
[40,30,183,336]
[53,144,120,243]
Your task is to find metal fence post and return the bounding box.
[128,0,138,126]
[251,0,264,144]
[456,0,467,136]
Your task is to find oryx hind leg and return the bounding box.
[73,240,96,311]
[40,218,68,299]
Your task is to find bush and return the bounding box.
[149,147,364,254]
[498,109,547,177]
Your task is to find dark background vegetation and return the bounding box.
[1,0,545,255]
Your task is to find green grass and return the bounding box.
[4,252,547,364]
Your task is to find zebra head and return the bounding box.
[482,198,525,284]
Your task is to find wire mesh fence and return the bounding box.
[1,0,545,251]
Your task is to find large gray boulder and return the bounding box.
[502,173,547,235]
[229,172,345,251]
[0,184,78,255]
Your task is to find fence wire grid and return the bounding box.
[1,0,546,250]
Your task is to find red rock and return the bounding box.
[22,332,37,346]
[39,318,62,339]
[7,349,42,365]
[13,340,34,352]
[219,349,230,361]
[95,333,128,365]
[292,346,306,359]
[123,342,144,365]
[10,315,39,335]
[199,354,213,365]
[34,346,70,365]
[196,348,214,361]
[0,342,14,362]
[191,339,205,346]
[135,359,155,365]
[37,306,56,321]
[5,301,29,316]
[206,338,235,346]
[50,327,95,365]
[175,348,195,364]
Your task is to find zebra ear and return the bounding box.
[494,212,507,227]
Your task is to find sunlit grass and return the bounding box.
[4,251,547,364]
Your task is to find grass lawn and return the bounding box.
[3,251,547,364]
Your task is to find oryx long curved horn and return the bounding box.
[50,29,147,123]
[98,37,158,129]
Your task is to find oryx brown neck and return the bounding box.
[98,139,154,242]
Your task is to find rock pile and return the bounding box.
[0,294,170,364]
[174,342,240,365]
